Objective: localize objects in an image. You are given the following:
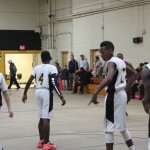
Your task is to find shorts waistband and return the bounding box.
[36,87,49,90]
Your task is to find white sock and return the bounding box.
[148,138,150,150]
[129,145,136,150]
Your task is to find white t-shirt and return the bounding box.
[79,60,89,70]
[0,73,8,92]
[32,64,58,89]
[105,57,126,91]
[146,63,150,70]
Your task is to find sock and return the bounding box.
[129,145,136,150]
[148,138,150,150]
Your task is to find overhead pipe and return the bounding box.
[47,0,150,23]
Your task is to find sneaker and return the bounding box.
[37,139,44,148]
[43,142,56,150]
[16,87,21,90]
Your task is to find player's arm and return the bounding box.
[141,67,150,114]
[89,62,116,105]
[49,73,66,106]
[0,74,13,117]
[125,65,137,92]
[22,75,35,103]
[3,91,13,118]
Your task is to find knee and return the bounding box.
[105,132,114,143]
[120,130,132,141]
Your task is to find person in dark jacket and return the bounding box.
[62,65,69,90]
[68,55,78,90]
[72,67,91,94]
[8,60,21,90]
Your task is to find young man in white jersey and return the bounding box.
[89,41,136,150]
[141,63,150,150]
[22,51,66,150]
[0,73,13,149]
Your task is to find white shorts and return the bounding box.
[35,89,53,119]
[104,90,127,132]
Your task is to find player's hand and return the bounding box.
[22,95,27,103]
[8,107,13,118]
[88,93,99,105]
[61,97,66,106]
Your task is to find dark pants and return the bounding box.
[139,84,144,99]
[8,75,20,89]
[73,81,87,93]
[131,83,139,98]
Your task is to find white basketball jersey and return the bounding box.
[32,64,58,89]
[0,73,8,91]
[146,63,150,70]
[106,57,126,91]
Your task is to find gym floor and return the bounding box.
[0,89,148,150]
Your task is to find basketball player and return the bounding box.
[0,73,13,117]
[22,51,66,150]
[0,73,13,150]
[141,63,150,150]
[89,41,136,150]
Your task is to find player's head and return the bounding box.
[41,51,52,63]
[100,41,114,61]
[117,53,124,60]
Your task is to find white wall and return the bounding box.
[50,1,150,68]
[0,0,39,30]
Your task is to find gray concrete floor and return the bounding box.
[0,89,148,150]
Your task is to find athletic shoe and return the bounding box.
[37,139,44,148]
[43,142,56,150]
[16,87,21,90]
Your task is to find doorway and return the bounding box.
[61,51,68,68]
[90,49,100,68]
[5,53,36,86]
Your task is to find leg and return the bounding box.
[131,83,138,98]
[148,116,150,150]
[79,82,84,93]
[8,76,13,89]
[38,118,43,140]
[69,73,73,90]
[120,130,136,150]
[73,82,79,93]
[12,75,20,89]
[42,119,50,144]
[139,84,144,99]
[105,132,114,150]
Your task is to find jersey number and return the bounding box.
[39,73,43,85]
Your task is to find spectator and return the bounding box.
[8,60,21,90]
[68,55,79,90]
[79,54,89,70]
[72,67,91,94]
[91,56,102,77]
[62,65,69,90]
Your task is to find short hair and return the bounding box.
[117,53,123,57]
[100,41,114,51]
[41,51,52,62]
[55,62,60,66]
[95,56,99,60]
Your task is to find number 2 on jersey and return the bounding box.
[39,73,44,85]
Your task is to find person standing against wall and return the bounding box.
[68,55,78,90]
[8,60,21,90]
[79,54,89,70]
